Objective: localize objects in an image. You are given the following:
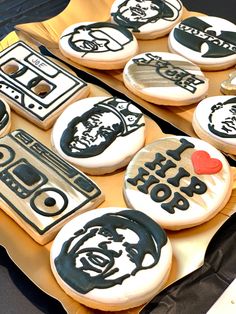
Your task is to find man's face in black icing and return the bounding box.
[60,108,123,158]
[54,211,164,293]
[209,102,236,138]
[118,0,162,23]
[67,25,125,53]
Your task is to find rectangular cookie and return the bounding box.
[0,129,104,245]
[0,41,89,129]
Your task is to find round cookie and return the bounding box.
[0,98,11,137]
[193,95,236,155]
[51,96,146,175]
[168,16,236,71]
[110,0,183,40]
[59,21,139,70]
[50,207,172,311]
[124,136,233,230]
[221,71,236,95]
[123,51,208,106]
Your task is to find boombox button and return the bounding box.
[74,176,95,193]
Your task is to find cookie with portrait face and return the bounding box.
[51,96,146,175]
[110,0,183,39]
[193,95,236,155]
[59,21,139,70]
[50,207,172,311]
[124,136,233,230]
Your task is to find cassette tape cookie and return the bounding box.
[0,41,89,129]
[0,129,104,245]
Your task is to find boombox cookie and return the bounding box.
[0,98,11,137]
[168,16,236,70]
[0,41,89,130]
[123,52,208,106]
[193,95,236,155]
[124,136,233,230]
[0,129,104,245]
[50,207,172,311]
[51,96,146,175]
[110,0,183,39]
[59,22,139,70]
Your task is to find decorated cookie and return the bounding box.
[168,16,236,71]
[0,41,89,130]
[110,0,183,40]
[50,207,172,311]
[124,136,233,230]
[59,22,139,70]
[221,71,236,95]
[51,96,146,175]
[0,98,11,137]
[0,129,104,245]
[123,52,208,106]
[193,95,236,155]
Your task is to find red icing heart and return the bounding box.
[191,150,223,175]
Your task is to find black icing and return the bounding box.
[61,22,134,56]
[208,98,236,138]
[173,16,236,58]
[0,100,9,130]
[30,188,68,217]
[60,97,144,158]
[133,53,205,93]
[127,138,207,214]
[111,0,182,32]
[166,138,194,160]
[0,130,102,235]
[0,43,87,122]
[54,209,167,293]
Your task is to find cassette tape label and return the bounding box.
[27,53,58,76]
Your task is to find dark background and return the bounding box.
[0,1,235,314]
[182,0,235,23]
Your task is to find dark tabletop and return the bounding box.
[0,1,235,314]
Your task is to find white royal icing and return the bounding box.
[168,16,236,70]
[51,96,146,175]
[50,207,172,311]
[193,95,236,154]
[0,129,104,245]
[124,136,233,230]
[110,0,183,39]
[0,98,11,137]
[123,51,208,106]
[0,41,89,130]
[59,21,138,69]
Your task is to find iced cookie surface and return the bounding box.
[123,51,208,106]
[0,98,11,137]
[50,207,172,311]
[51,96,146,175]
[193,95,236,154]
[124,136,233,230]
[59,21,139,69]
[0,129,104,245]
[168,16,236,70]
[110,0,183,39]
[0,41,89,129]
